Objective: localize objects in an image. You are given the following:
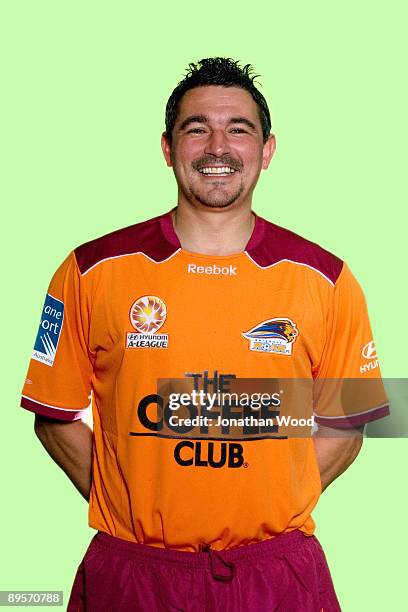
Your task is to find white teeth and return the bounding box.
[199,166,236,174]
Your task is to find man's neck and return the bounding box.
[171,204,255,256]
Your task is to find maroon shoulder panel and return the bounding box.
[246,216,344,285]
[74,210,179,275]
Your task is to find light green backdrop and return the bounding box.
[1,1,407,610]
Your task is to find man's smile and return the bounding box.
[196,165,239,177]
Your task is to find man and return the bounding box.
[21,58,389,611]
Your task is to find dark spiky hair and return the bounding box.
[165,57,272,144]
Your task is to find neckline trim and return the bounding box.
[159,207,266,256]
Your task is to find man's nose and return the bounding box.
[204,130,230,157]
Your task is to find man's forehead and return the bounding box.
[176,86,260,123]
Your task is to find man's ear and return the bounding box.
[262,134,276,170]
[161,132,173,167]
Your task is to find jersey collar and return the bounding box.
[159,207,266,252]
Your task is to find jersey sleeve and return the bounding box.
[313,262,390,428]
[20,251,94,421]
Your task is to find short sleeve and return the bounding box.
[20,251,94,421]
[313,263,390,428]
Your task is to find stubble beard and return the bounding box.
[188,182,245,209]
[174,152,245,209]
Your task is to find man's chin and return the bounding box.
[189,188,243,209]
[195,200,235,209]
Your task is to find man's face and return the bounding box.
[162,86,276,210]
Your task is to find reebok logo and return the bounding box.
[187,263,237,276]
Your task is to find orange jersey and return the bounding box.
[21,208,389,551]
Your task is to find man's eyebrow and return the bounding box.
[179,115,209,131]
[178,115,258,132]
[228,117,258,131]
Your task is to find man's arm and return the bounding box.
[312,424,364,491]
[34,415,93,502]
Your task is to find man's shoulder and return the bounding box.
[252,215,344,286]
[73,211,176,275]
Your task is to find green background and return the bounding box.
[2,1,407,610]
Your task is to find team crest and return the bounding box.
[242,317,298,355]
[126,295,169,349]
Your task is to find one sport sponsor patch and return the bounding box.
[32,293,64,367]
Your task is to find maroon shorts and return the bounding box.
[67,529,341,611]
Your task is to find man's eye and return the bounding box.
[187,128,205,134]
[230,128,247,134]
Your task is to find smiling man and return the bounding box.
[21,58,389,611]
[166,87,268,210]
